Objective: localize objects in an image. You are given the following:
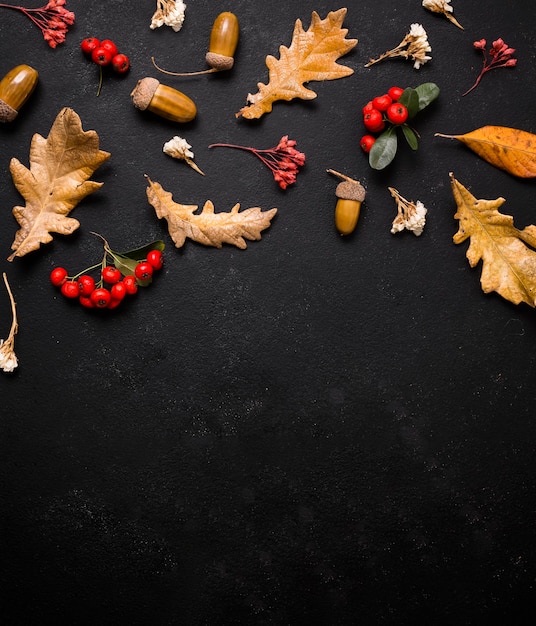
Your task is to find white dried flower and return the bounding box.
[422,0,464,30]
[0,273,18,374]
[163,136,204,175]
[389,187,427,236]
[151,0,186,32]
[365,23,432,69]
[0,339,18,373]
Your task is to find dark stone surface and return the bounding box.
[1,1,536,624]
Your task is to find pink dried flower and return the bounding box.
[0,0,75,48]
[463,37,517,96]
[209,136,306,190]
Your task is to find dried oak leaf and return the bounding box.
[450,173,536,307]
[8,107,110,261]
[436,126,536,178]
[236,8,357,120]
[145,177,277,249]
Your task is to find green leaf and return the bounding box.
[402,124,419,150]
[398,88,420,118]
[106,239,165,285]
[369,127,398,170]
[414,82,440,110]
[117,240,165,261]
[108,253,140,278]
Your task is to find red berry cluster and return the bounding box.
[50,250,163,310]
[81,37,130,73]
[81,37,130,95]
[360,86,407,153]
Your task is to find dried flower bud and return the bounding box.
[163,136,204,175]
[365,23,432,69]
[422,0,463,30]
[389,187,427,236]
[0,273,18,374]
[151,0,186,32]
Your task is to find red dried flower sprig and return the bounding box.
[209,136,305,190]
[0,0,75,48]
[463,38,517,96]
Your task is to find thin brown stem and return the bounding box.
[2,272,18,342]
[151,56,216,77]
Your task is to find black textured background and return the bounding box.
[2,1,536,624]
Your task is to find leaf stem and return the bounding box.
[2,272,17,342]
[96,65,103,96]
[326,169,358,184]
[151,56,216,77]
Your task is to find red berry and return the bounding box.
[110,281,127,301]
[111,53,130,74]
[99,39,118,57]
[102,265,121,284]
[388,86,404,101]
[78,274,96,296]
[60,281,80,299]
[91,46,113,66]
[386,102,409,125]
[107,298,122,309]
[360,135,376,154]
[135,261,153,281]
[50,267,68,287]
[123,275,138,295]
[90,287,112,308]
[146,249,163,270]
[80,37,100,55]
[362,100,375,115]
[79,295,95,309]
[363,109,385,133]
[372,94,392,112]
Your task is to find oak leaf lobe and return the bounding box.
[145,177,277,249]
[236,8,357,120]
[450,173,536,307]
[8,107,110,261]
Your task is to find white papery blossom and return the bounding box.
[163,136,204,175]
[0,273,18,373]
[365,23,432,69]
[151,0,186,32]
[422,0,464,30]
[389,187,427,236]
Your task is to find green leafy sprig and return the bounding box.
[369,82,440,170]
[92,232,165,287]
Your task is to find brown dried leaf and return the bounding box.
[8,107,110,261]
[145,177,277,249]
[236,8,357,120]
[436,126,536,178]
[450,173,536,307]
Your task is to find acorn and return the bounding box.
[327,169,366,236]
[130,77,197,123]
[151,11,240,76]
[0,64,39,123]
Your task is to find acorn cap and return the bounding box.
[336,180,366,202]
[205,52,234,71]
[0,98,17,123]
[131,77,160,111]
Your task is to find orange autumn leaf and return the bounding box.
[145,177,277,249]
[8,107,110,261]
[436,126,536,178]
[450,173,536,307]
[236,8,357,120]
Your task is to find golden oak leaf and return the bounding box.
[145,177,277,249]
[236,8,357,120]
[450,173,536,307]
[7,107,110,261]
[436,126,536,178]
